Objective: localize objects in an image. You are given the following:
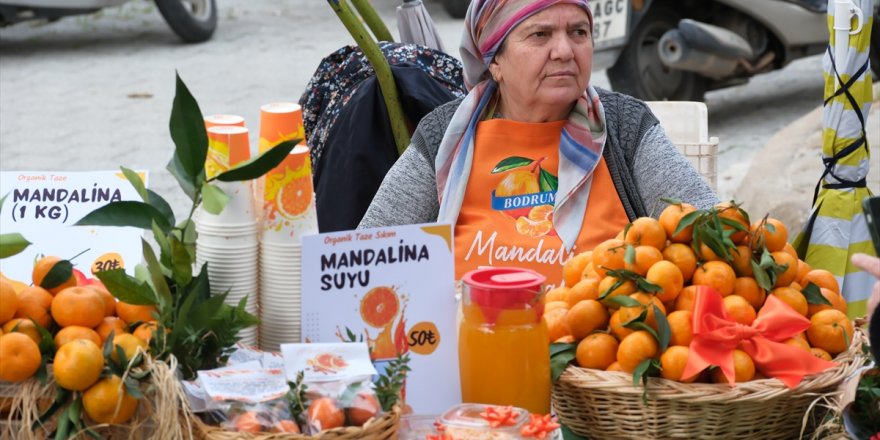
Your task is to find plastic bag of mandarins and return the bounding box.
[545,199,857,384]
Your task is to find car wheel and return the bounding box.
[154,0,217,43]
[442,0,470,19]
[608,7,707,101]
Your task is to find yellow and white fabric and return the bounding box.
[795,0,875,317]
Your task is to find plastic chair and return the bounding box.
[646,101,719,191]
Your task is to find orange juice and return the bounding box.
[459,268,550,414]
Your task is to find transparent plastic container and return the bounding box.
[459,267,550,413]
[440,403,530,440]
[397,414,442,440]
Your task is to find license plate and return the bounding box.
[589,0,629,48]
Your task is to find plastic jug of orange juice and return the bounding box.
[459,267,550,413]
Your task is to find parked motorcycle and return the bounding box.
[442,0,879,101]
[0,0,217,43]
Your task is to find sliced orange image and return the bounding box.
[360,286,400,328]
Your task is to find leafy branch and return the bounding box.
[374,353,411,411]
[74,72,292,379]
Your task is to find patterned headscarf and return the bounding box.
[435,0,607,251]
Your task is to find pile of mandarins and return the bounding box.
[0,256,159,423]
[544,201,853,384]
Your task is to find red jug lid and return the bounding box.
[462,268,546,324]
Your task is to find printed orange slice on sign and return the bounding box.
[360,286,400,328]
[515,216,553,238]
[307,353,348,374]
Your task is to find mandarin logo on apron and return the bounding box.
[489,155,559,238]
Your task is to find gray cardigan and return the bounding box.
[359,88,718,229]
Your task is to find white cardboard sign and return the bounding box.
[0,171,146,283]
[301,223,461,414]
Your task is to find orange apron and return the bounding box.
[453,118,630,288]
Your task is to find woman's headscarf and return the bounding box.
[435,0,608,251]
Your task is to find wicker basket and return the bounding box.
[1,357,193,440]
[194,406,401,440]
[552,330,868,440]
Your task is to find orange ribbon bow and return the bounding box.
[681,286,835,388]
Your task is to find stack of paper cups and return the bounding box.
[258,145,318,351]
[196,124,259,346]
[256,103,306,212]
[258,242,302,350]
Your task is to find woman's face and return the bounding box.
[490,4,593,120]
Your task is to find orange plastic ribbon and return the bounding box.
[681,286,835,388]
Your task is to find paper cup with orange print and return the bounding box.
[261,145,318,244]
[204,114,245,129]
[206,125,251,179]
[258,102,305,153]
[199,126,257,224]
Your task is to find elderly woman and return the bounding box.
[359,0,718,285]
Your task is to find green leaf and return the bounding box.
[660,197,683,206]
[169,72,208,187]
[35,387,71,430]
[95,269,158,305]
[673,210,703,238]
[169,236,193,286]
[622,308,649,327]
[550,343,577,382]
[115,345,129,368]
[189,293,228,331]
[538,168,558,192]
[0,233,32,259]
[653,304,671,352]
[234,296,260,327]
[765,222,776,234]
[76,201,171,234]
[31,319,54,355]
[608,295,641,308]
[121,166,149,201]
[751,259,773,291]
[147,189,176,227]
[54,405,72,440]
[624,244,636,266]
[550,342,577,357]
[635,278,663,294]
[201,183,229,215]
[626,321,660,343]
[718,217,748,233]
[39,259,73,290]
[103,330,116,360]
[166,155,199,201]
[491,156,533,173]
[214,140,298,182]
[803,282,833,305]
[142,239,172,313]
[124,376,145,399]
[632,358,653,387]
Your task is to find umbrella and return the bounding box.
[397,0,446,51]
[794,0,875,317]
